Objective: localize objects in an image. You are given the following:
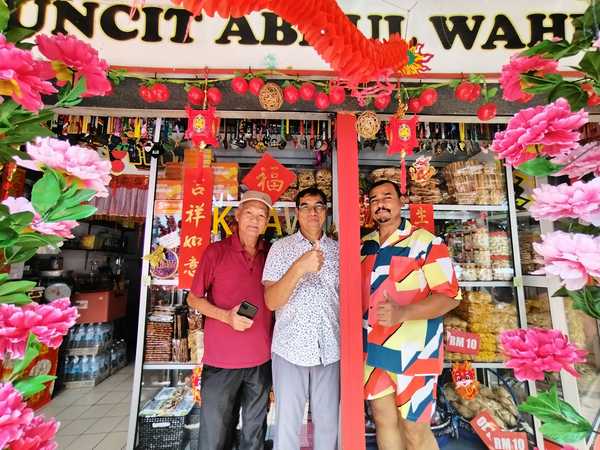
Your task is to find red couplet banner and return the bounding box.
[409,203,435,233]
[178,167,213,290]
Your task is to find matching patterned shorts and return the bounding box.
[364,364,438,424]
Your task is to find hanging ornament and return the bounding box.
[373,93,391,110]
[355,111,380,140]
[258,82,284,111]
[249,77,265,96]
[386,101,419,194]
[231,76,249,94]
[187,86,205,105]
[329,85,346,105]
[451,361,480,401]
[299,82,316,101]
[151,83,170,102]
[283,85,300,104]
[207,86,222,106]
[185,106,219,148]
[314,92,330,110]
[143,245,166,268]
[138,84,156,103]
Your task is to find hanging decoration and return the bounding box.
[168,0,423,84]
[386,102,419,194]
[258,82,284,111]
[451,361,480,401]
[185,106,219,148]
[355,111,380,140]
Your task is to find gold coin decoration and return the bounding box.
[355,111,380,139]
[258,82,284,111]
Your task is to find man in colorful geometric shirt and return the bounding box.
[361,180,461,450]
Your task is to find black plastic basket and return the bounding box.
[138,415,187,450]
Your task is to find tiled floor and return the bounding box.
[39,365,134,450]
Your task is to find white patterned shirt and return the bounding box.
[262,231,340,367]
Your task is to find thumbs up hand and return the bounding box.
[294,240,324,276]
[376,290,404,327]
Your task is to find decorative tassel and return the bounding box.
[400,151,407,194]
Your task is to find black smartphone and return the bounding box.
[237,301,258,320]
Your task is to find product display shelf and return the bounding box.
[143,362,200,370]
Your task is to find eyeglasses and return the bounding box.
[298,204,327,213]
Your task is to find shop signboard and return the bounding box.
[16,0,585,74]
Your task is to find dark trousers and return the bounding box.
[200,361,272,450]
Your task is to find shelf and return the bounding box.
[149,278,178,286]
[459,281,513,288]
[143,362,200,370]
[522,275,548,288]
[62,248,135,256]
[443,362,506,369]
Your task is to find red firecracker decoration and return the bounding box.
[185,106,219,148]
[386,113,419,194]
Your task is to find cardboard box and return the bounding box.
[74,291,127,324]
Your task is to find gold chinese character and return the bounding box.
[183,235,203,248]
[191,184,205,196]
[185,203,206,227]
[414,207,429,225]
[183,256,199,277]
[256,168,267,191]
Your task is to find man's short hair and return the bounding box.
[295,187,327,207]
[368,179,402,198]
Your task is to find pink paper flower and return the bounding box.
[14,137,111,198]
[10,415,59,450]
[0,35,56,112]
[529,178,600,226]
[552,142,600,180]
[500,328,587,381]
[35,34,111,97]
[492,98,588,166]
[0,299,78,359]
[533,231,600,290]
[2,196,78,239]
[500,55,559,102]
[0,383,34,450]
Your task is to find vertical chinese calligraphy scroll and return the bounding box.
[178,167,213,289]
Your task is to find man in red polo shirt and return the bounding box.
[188,191,273,450]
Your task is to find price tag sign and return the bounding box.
[470,411,501,448]
[489,431,528,450]
[446,328,480,355]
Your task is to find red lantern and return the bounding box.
[419,88,438,107]
[329,86,346,105]
[468,84,481,102]
[249,77,265,96]
[283,85,300,104]
[139,85,156,103]
[151,83,170,102]
[373,94,391,110]
[187,86,205,105]
[407,97,423,113]
[207,87,222,106]
[231,76,249,95]
[455,81,473,102]
[477,102,497,121]
[315,92,330,109]
[185,106,219,148]
[299,82,316,101]
[386,114,419,194]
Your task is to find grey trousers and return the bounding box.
[272,353,340,450]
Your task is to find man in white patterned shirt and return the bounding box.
[262,187,340,450]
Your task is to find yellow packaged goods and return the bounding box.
[156,179,183,200]
[490,231,510,256]
[444,314,467,331]
[212,162,239,201]
[298,170,316,190]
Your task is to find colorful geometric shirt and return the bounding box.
[361,219,461,376]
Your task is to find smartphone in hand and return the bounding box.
[237,301,258,319]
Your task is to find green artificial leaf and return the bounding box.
[448,79,461,89]
[0,226,18,246]
[107,69,127,85]
[57,77,86,107]
[578,51,600,83]
[468,73,484,84]
[10,334,40,378]
[31,170,61,215]
[552,286,571,297]
[51,189,96,215]
[487,87,498,98]
[11,109,54,128]
[0,273,8,283]
[9,211,34,230]
[13,233,63,251]
[4,26,36,44]
[540,421,592,444]
[519,385,562,423]
[0,0,8,33]
[516,157,563,177]
[3,246,39,265]
[14,375,56,398]
[548,82,588,111]
[0,292,32,304]
[0,280,36,296]
[47,204,97,222]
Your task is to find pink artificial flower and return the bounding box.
[529,178,600,226]
[0,35,56,112]
[0,298,78,359]
[500,55,559,103]
[14,137,111,198]
[533,231,600,290]
[1,197,78,239]
[35,34,111,97]
[0,383,34,450]
[10,415,59,450]
[500,328,587,381]
[492,98,588,167]
[552,142,600,180]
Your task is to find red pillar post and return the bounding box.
[336,112,366,450]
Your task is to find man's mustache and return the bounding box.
[375,207,391,214]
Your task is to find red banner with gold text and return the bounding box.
[409,203,435,233]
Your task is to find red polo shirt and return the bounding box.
[191,233,272,369]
